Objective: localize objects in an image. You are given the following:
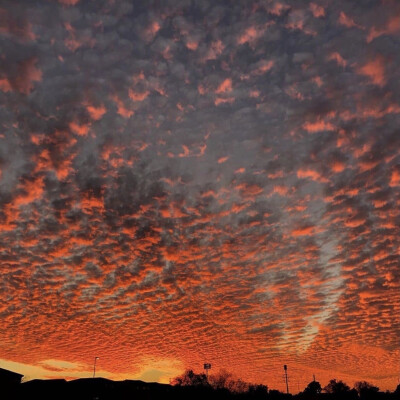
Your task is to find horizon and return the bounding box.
[0,0,399,394]
[1,362,396,395]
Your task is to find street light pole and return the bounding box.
[93,357,99,378]
[284,365,289,394]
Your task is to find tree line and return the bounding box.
[171,369,400,400]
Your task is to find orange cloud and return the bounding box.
[145,21,161,41]
[389,170,400,187]
[310,3,325,18]
[12,57,42,94]
[272,185,289,196]
[236,183,263,197]
[328,52,347,67]
[129,89,150,102]
[111,94,134,118]
[367,14,400,42]
[344,218,365,228]
[0,78,12,92]
[268,3,291,16]
[215,78,232,94]
[237,25,269,46]
[268,171,284,179]
[252,60,274,75]
[297,168,328,183]
[14,177,45,206]
[331,161,346,173]
[338,11,362,29]
[59,0,80,5]
[186,40,199,51]
[358,57,386,86]
[303,120,335,133]
[214,97,235,106]
[0,9,36,41]
[69,121,90,136]
[202,40,224,62]
[291,225,314,236]
[86,104,106,120]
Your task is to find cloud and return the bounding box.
[357,57,386,87]
[309,3,325,19]
[0,0,399,393]
[338,11,363,29]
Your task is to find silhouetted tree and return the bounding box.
[171,369,209,387]
[248,383,269,397]
[324,379,351,394]
[323,379,358,400]
[354,381,379,399]
[394,384,400,399]
[172,368,270,399]
[269,389,286,399]
[209,369,235,390]
[201,369,268,395]
[230,378,249,394]
[303,380,322,396]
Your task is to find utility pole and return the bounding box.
[204,363,211,380]
[284,365,289,394]
[93,357,99,378]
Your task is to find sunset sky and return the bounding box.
[0,0,399,393]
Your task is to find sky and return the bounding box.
[0,0,399,393]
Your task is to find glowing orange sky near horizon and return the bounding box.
[0,0,399,393]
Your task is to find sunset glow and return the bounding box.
[0,0,399,393]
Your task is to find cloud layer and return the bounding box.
[0,0,399,392]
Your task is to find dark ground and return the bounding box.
[3,377,400,400]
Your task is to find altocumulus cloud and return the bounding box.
[0,0,399,392]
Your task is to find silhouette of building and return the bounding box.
[0,367,23,386]
[0,367,23,399]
